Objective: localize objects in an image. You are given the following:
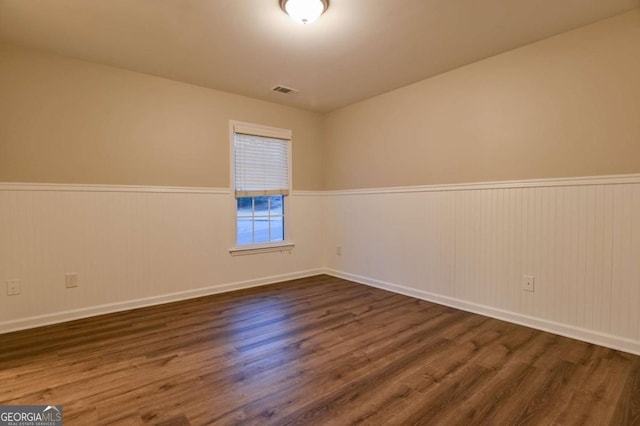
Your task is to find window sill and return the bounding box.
[229,242,294,256]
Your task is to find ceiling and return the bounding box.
[0,0,638,112]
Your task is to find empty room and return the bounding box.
[1,0,640,424]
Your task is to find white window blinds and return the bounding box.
[234,132,290,197]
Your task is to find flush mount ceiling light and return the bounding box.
[280,0,329,24]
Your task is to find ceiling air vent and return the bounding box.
[272,85,298,95]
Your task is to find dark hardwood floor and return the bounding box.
[1,275,639,425]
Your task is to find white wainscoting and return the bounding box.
[0,184,324,332]
[324,175,640,355]
[3,176,640,356]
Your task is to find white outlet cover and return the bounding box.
[65,273,79,288]
[522,275,535,292]
[7,279,21,296]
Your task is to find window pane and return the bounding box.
[237,218,253,245]
[270,195,283,215]
[254,196,270,216]
[237,198,253,217]
[236,195,286,245]
[270,216,284,241]
[253,219,270,243]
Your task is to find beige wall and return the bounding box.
[324,10,640,190]
[0,44,324,190]
[2,10,640,191]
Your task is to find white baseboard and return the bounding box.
[5,266,640,356]
[0,269,324,334]
[324,268,640,356]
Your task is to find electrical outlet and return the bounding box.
[7,279,21,296]
[65,273,79,288]
[336,246,342,256]
[522,275,535,292]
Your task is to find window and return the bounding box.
[236,195,284,244]
[231,122,292,253]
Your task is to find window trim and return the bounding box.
[229,120,294,255]
[229,241,294,256]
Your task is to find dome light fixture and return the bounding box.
[280,0,329,25]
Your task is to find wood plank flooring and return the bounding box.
[1,275,639,425]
